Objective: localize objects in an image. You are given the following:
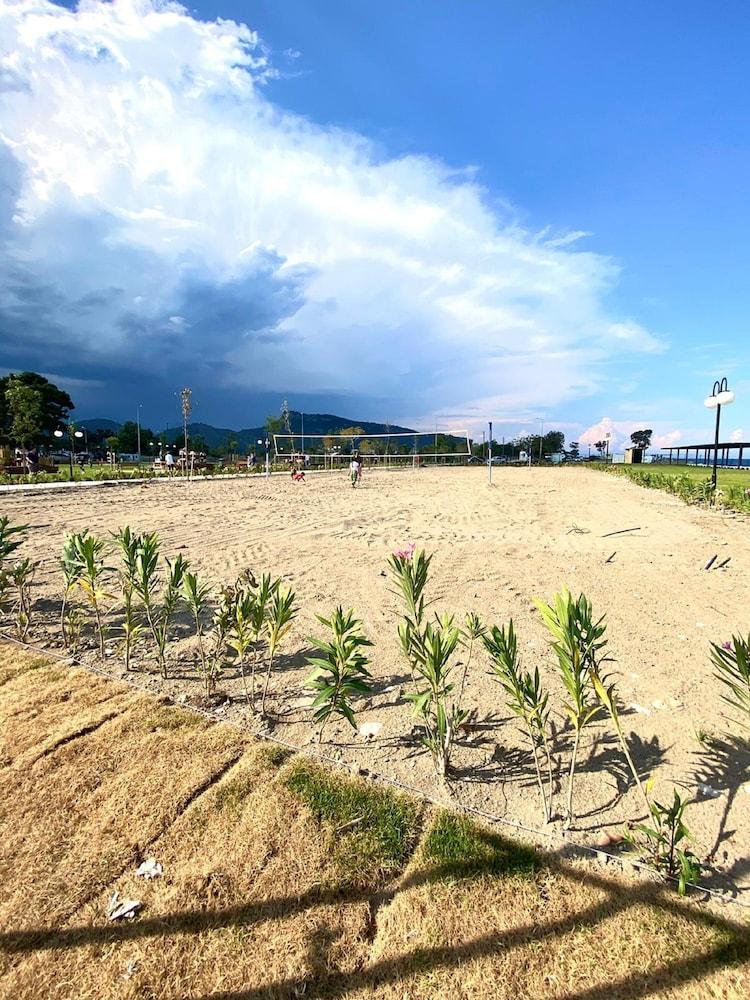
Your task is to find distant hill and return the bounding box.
[77,411,467,452]
[77,418,121,433]
[158,412,417,450]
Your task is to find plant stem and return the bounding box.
[261,645,275,715]
[567,726,581,828]
[528,727,550,822]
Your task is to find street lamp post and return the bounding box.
[704,378,735,492]
[258,438,270,477]
[54,425,83,481]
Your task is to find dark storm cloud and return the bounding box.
[0,141,312,422]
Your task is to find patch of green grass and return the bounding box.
[215,771,256,815]
[641,463,750,488]
[284,759,422,887]
[258,744,293,769]
[422,811,537,881]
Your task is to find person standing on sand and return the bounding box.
[165,450,175,475]
[349,454,362,487]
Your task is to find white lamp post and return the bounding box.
[704,378,735,490]
[54,426,83,480]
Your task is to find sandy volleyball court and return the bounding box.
[4,466,750,896]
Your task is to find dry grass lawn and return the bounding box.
[1,642,748,1000]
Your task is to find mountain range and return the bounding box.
[78,412,418,450]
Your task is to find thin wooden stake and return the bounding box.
[602,526,642,538]
[704,554,717,570]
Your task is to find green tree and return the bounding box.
[5,378,43,447]
[117,421,154,453]
[568,441,580,459]
[630,428,653,450]
[544,430,565,454]
[0,371,74,442]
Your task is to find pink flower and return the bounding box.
[722,641,733,651]
[394,542,416,560]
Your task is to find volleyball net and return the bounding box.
[272,429,472,469]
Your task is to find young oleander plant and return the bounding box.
[535,589,606,828]
[155,554,189,679]
[132,531,160,647]
[710,634,750,736]
[10,557,37,641]
[0,517,29,622]
[305,606,373,742]
[181,569,213,679]
[261,582,298,715]
[72,533,112,656]
[60,531,86,648]
[389,546,468,778]
[0,515,28,567]
[483,620,554,823]
[114,527,145,671]
[388,544,432,682]
[410,614,464,777]
[132,533,188,678]
[626,787,701,895]
[228,573,275,710]
[202,582,237,698]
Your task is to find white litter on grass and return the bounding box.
[359,721,384,739]
[627,703,651,716]
[135,858,163,880]
[107,892,142,921]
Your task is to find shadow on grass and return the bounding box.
[1,753,748,1000]
[2,834,747,1000]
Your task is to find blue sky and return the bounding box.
[1,0,748,447]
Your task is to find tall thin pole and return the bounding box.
[301,412,304,455]
[488,421,493,485]
[539,420,544,463]
[136,403,142,465]
[712,403,721,491]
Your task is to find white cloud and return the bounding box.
[579,418,695,453]
[0,0,665,427]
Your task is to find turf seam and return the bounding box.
[44,748,250,926]
[23,709,124,767]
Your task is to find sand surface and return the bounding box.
[4,466,750,897]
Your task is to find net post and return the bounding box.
[488,421,492,485]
